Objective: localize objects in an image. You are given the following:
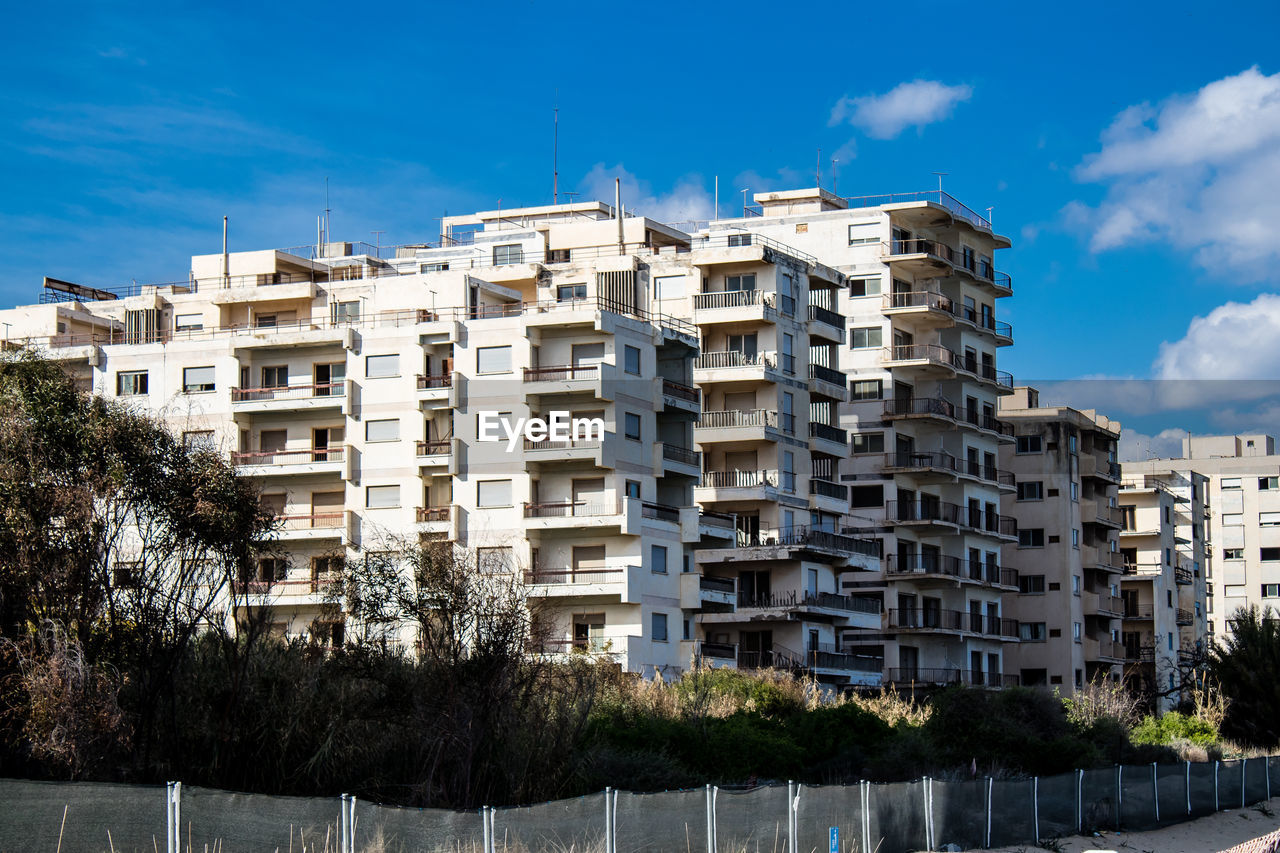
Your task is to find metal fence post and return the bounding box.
[1076,768,1084,835]
[861,780,872,853]
[1186,760,1191,815]
[985,776,993,848]
[1268,756,1273,801]
[482,805,491,853]
[923,776,933,851]
[490,806,498,853]
[1032,776,1039,844]
[169,781,181,853]
[1152,763,1159,823]
[787,780,798,853]
[165,782,173,853]
[711,786,719,853]
[704,784,713,853]
[1215,760,1220,811]
[1243,758,1248,808]
[1115,765,1123,830]
[604,787,613,853]
[612,788,618,853]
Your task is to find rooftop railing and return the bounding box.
[842,190,994,232]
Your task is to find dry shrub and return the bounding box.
[848,687,932,727]
[1189,676,1230,731]
[1063,674,1143,729]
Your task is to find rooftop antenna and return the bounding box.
[553,93,559,204]
[714,176,719,220]
[932,171,948,194]
[740,187,750,216]
[816,148,822,188]
[986,206,994,225]
[831,158,839,197]
[323,176,331,257]
[371,230,384,254]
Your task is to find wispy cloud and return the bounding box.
[1154,292,1280,380]
[1070,67,1280,280]
[829,80,972,140]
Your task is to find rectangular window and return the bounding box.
[1262,547,1280,562]
[849,327,882,349]
[1224,548,1244,560]
[366,354,399,378]
[331,301,360,323]
[849,485,884,508]
[116,370,148,396]
[420,262,449,272]
[1263,584,1280,598]
[493,244,523,265]
[724,273,756,291]
[1262,477,1279,490]
[1222,478,1242,489]
[1019,529,1045,548]
[476,346,512,374]
[1261,512,1280,527]
[651,612,669,642]
[1016,481,1044,501]
[1073,622,1082,642]
[174,313,203,332]
[847,224,879,246]
[1223,513,1244,526]
[850,379,883,400]
[1019,623,1046,642]
[624,412,642,441]
[477,479,512,507]
[651,545,668,575]
[182,366,215,393]
[366,485,400,508]
[851,432,885,454]
[365,419,400,442]
[556,283,587,302]
[624,345,641,375]
[848,277,881,297]
[1015,435,1043,454]
[1019,575,1046,594]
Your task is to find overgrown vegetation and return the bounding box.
[0,352,1275,808]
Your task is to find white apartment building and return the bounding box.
[1125,434,1280,642]
[998,387,1125,693]
[3,186,1018,690]
[1116,467,1210,711]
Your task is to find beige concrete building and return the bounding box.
[1114,466,1210,711]
[3,186,1021,689]
[998,387,1125,693]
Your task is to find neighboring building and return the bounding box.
[1,186,1019,690]
[1124,434,1277,642]
[998,387,1125,693]
[1115,466,1210,711]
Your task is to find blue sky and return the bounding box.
[4,0,1280,439]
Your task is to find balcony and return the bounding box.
[1080,454,1121,484]
[695,409,787,443]
[416,505,453,523]
[1087,591,1125,617]
[885,668,1020,689]
[886,554,1018,589]
[1087,637,1126,663]
[883,238,955,274]
[231,382,346,413]
[1122,561,1163,578]
[680,573,737,611]
[1175,566,1194,585]
[886,607,965,634]
[661,379,701,415]
[807,304,846,343]
[660,442,701,476]
[1123,604,1154,621]
[231,446,347,477]
[809,478,849,501]
[882,291,956,327]
[808,364,849,402]
[691,289,777,324]
[270,512,344,541]
[808,420,848,452]
[693,350,779,382]
[231,576,336,602]
[1176,608,1194,626]
[1083,499,1123,529]
[882,343,961,376]
[1085,546,1125,573]
[696,469,780,503]
[954,308,1014,346]
[521,364,603,395]
[416,438,451,470]
[523,565,640,604]
[884,500,1018,540]
[416,373,455,406]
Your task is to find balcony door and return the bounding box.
[734,513,760,546]
[898,645,919,680]
[311,491,343,528]
[727,333,758,359]
[571,478,607,515]
[260,429,287,459]
[572,614,605,652]
[571,545,606,582]
[571,342,604,369]
[312,426,343,461]
[314,362,345,396]
[739,629,773,668]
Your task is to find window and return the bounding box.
[1224,548,1244,560]
[366,485,400,508]
[366,354,399,378]
[651,545,668,575]
[182,430,215,451]
[477,547,514,573]
[849,327,882,349]
[851,432,884,454]
[421,262,450,272]
[1223,513,1244,526]
[1019,623,1046,641]
[1019,575,1046,594]
[116,370,148,396]
[1072,575,1081,595]
[1263,548,1280,562]
[1222,477,1242,490]
[493,244,523,265]
[1261,477,1279,490]
[331,301,360,323]
[1016,481,1043,501]
[624,412,642,441]
[625,480,641,500]
[476,346,512,374]
[259,365,288,389]
[365,419,400,442]
[850,379,883,400]
[1262,512,1280,527]
[724,273,756,291]
[557,283,587,302]
[182,366,215,393]
[849,485,884,508]
[654,275,685,300]
[848,277,881,296]
[1072,528,1080,548]
[847,224,879,246]
[651,612,668,642]
[1168,632,1174,651]
[624,345,641,375]
[1019,529,1045,548]
[1263,584,1280,598]
[1015,435,1043,454]
[478,479,512,507]
[174,313,203,332]
[1073,622,1082,642]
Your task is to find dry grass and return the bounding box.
[847,687,932,727]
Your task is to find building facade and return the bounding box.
[998,387,1125,693]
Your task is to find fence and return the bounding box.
[2,756,1277,853]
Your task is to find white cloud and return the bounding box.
[829,80,972,140]
[1072,67,1280,280]
[1154,293,1280,379]
[1119,428,1187,462]
[578,164,713,223]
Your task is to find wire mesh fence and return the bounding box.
[1,755,1277,853]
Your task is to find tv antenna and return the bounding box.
[932,171,948,193]
[553,93,560,204]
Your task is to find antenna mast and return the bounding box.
[553,94,559,204]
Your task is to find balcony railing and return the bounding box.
[809,421,848,445]
[807,304,844,329]
[692,289,772,311]
[885,238,955,263]
[694,350,777,371]
[661,443,700,467]
[888,608,965,631]
[523,501,617,519]
[700,469,778,489]
[809,478,848,501]
[1176,608,1194,626]
[885,500,1018,537]
[641,501,681,523]
[416,506,452,523]
[883,343,961,369]
[416,373,452,390]
[885,668,1020,688]
[884,396,955,419]
[273,512,344,530]
[524,567,627,585]
[809,363,846,387]
[1124,605,1155,620]
[739,590,881,615]
[843,190,994,231]
[232,382,344,402]
[699,575,736,595]
[232,577,336,596]
[886,554,1016,587]
[662,378,700,405]
[1175,566,1194,585]
[231,446,345,466]
[523,436,602,452]
[522,364,600,382]
[416,439,451,456]
[699,510,737,531]
[885,291,955,313]
[698,409,778,429]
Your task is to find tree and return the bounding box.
[1210,605,1280,746]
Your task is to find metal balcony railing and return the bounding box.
[807,304,844,328]
[641,502,681,523]
[886,668,1019,687]
[809,422,848,445]
[808,363,846,386]
[523,436,601,452]
[1176,608,1194,626]
[698,409,778,429]
[699,469,778,489]
[231,446,346,466]
[416,506,452,523]
[692,289,771,311]
[661,444,700,467]
[694,350,776,370]
[525,567,627,585]
[843,190,993,231]
[273,512,344,530]
[1175,566,1194,585]
[883,343,961,369]
[416,373,452,390]
[416,439,451,456]
[661,378,700,404]
[885,238,955,263]
[232,382,344,402]
[885,291,955,313]
[522,364,600,382]
[523,500,617,519]
[809,478,848,501]
[887,608,965,631]
[699,575,736,595]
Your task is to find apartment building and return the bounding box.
[1124,433,1280,642]
[998,387,1125,693]
[1114,466,1210,711]
[4,186,1019,690]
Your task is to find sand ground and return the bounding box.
[981,796,1280,852]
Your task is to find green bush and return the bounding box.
[1131,711,1219,747]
